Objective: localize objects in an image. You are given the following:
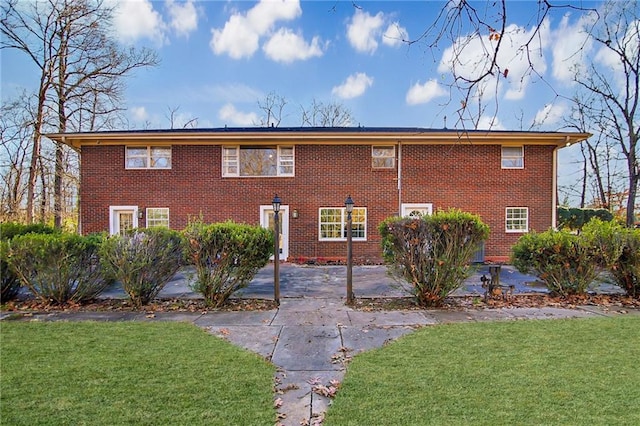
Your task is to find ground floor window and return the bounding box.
[146,208,169,228]
[319,207,367,241]
[506,207,528,232]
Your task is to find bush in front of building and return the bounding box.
[582,219,640,298]
[379,209,490,307]
[100,228,183,307]
[5,232,109,304]
[0,222,59,303]
[182,220,273,307]
[511,229,599,296]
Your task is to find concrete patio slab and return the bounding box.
[347,310,437,327]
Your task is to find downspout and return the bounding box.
[552,145,559,229]
[397,141,402,215]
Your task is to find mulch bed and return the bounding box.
[2,294,639,315]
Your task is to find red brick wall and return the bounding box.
[80,143,556,263]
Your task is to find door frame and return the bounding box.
[109,205,139,235]
[260,205,289,261]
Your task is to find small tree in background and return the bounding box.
[182,220,273,307]
[100,228,183,307]
[379,209,489,307]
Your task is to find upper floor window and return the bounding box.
[146,208,169,228]
[501,146,524,169]
[126,146,171,169]
[222,146,294,177]
[506,207,528,232]
[319,207,367,241]
[372,146,395,168]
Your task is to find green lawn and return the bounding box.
[325,316,640,426]
[1,321,275,425]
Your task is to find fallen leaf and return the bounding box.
[274,397,283,408]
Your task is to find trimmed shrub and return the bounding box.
[557,206,614,230]
[379,209,489,307]
[511,229,598,296]
[583,219,640,298]
[182,220,273,307]
[0,223,58,303]
[6,232,109,304]
[100,228,183,307]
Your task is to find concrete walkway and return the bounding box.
[3,264,636,425]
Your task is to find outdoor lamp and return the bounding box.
[272,194,281,212]
[345,195,354,214]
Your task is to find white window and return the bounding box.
[401,203,433,217]
[506,207,528,232]
[501,146,524,169]
[222,146,294,177]
[126,146,171,169]
[146,208,169,228]
[372,146,395,168]
[319,207,366,241]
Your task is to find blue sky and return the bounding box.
[2,0,614,195]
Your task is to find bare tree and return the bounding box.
[1,0,158,228]
[166,106,198,129]
[256,91,288,127]
[568,1,639,226]
[300,99,353,127]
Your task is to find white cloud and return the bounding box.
[406,79,446,105]
[382,22,408,47]
[347,9,385,53]
[210,0,301,59]
[130,106,149,122]
[477,115,505,130]
[533,103,567,128]
[550,13,594,84]
[332,72,373,99]
[112,0,167,45]
[218,103,258,126]
[438,21,551,101]
[166,0,198,38]
[263,28,323,63]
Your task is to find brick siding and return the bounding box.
[81,142,556,263]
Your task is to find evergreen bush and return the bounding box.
[0,222,58,302]
[379,209,489,307]
[583,219,640,298]
[100,228,183,307]
[182,220,273,307]
[6,232,109,304]
[511,229,598,296]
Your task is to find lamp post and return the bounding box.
[345,195,354,305]
[272,194,281,306]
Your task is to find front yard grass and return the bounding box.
[325,316,640,425]
[1,321,275,425]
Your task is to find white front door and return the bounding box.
[109,206,139,235]
[261,205,289,261]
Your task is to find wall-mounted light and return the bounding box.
[292,209,299,219]
[138,210,144,219]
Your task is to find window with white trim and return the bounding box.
[222,146,294,177]
[506,207,528,232]
[126,146,171,169]
[501,146,524,169]
[319,207,366,241]
[372,146,395,168]
[146,208,169,228]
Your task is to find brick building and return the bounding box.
[48,127,589,263]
